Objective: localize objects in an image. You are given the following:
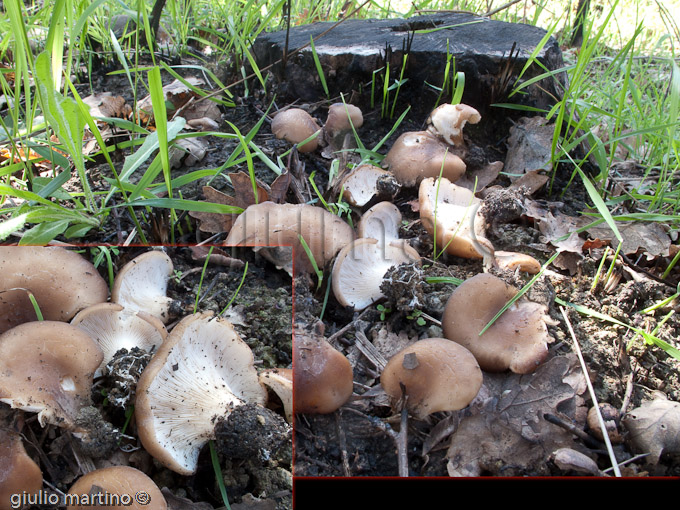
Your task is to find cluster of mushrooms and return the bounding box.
[231,101,558,439]
[0,246,292,508]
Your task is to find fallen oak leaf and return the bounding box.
[586,221,671,259]
[189,171,270,234]
[622,397,680,465]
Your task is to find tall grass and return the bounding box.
[0,0,678,245]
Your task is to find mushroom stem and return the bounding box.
[467,201,495,271]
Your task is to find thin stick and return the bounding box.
[397,385,410,477]
[559,306,622,477]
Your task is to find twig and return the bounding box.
[397,384,410,477]
[559,306,622,477]
[335,410,351,477]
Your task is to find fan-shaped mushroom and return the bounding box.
[426,103,481,146]
[66,466,166,510]
[0,427,42,510]
[382,131,466,187]
[442,273,554,374]
[419,176,494,259]
[0,246,109,334]
[0,321,103,429]
[380,338,482,419]
[293,328,353,414]
[271,108,321,153]
[112,250,174,324]
[332,238,420,310]
[71,302,167,376]
[135,312,267,475]
[225,202,355,274]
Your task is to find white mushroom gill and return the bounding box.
[139,316,266,474]
[112,251,174,322]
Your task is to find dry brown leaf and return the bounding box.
[189,172,270,234]
[456,160,504,192]
[587,221,671,259]
[83,92,131,119]
[136,77,205,126]
[622,397,680,464]
[169,137,208,168]
[504,116,554,178]
[509,169,549,195]
[446,354,587,476]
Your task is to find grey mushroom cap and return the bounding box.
[0,321,103,429]
[382,131,467,187]
[0,246,109,334]
[271,108,321,153]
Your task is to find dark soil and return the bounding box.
[3,246,292,509]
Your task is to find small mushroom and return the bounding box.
[380,338,482,419]
[271,108,321,153]
[339,164,394,207]
[332,238,420,310]
[324,102,363,142]
[293,330,353,415]
[0,246,109,334]
[293,328,353,414]
[70,302,168,376]
[66,466,167,510]
[426,103,481,146]
[382,131,467,187]
[0,321,103,429]
[441,273,554,374]
[259,368,293,423]
[0,427,42,510]
[419,176,494,259]
[494,250,542,274]
[225,201,355,275]
[135,312,267,475]
[111,250,174,324]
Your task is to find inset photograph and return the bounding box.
[0,245,292,509]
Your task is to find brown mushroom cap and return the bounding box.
[0,246,109,334]
[70,302,168,375]
[382,131,466,187]
[135,312,267,475]
[259,368,293,423]
[293,329,353,414]
[66,466,167,510]
[380,338,482,419]
[427,103,481,146]
[441,273,553,374]
[111,250,174,324]
[340,164,393,207]
[225,201,355,273]
[0,427,42,510]
[0,321,103,429]
[271,108,321,153]
[331,238,420,310]
[419,176,494,259]
[324,103,363,138]
[494,250,542,274]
